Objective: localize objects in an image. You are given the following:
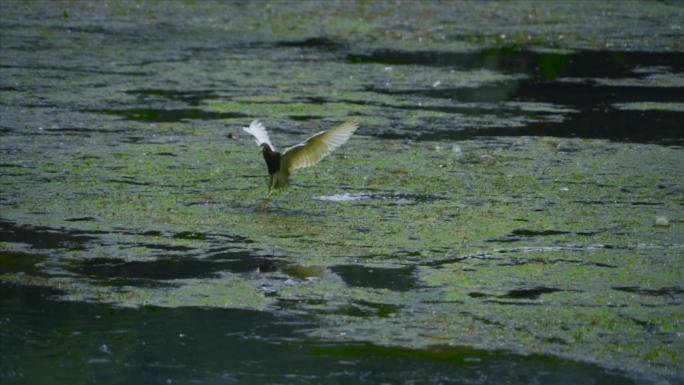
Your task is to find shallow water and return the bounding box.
[1,2,683,385]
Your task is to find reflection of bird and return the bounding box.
[243,119,358,198]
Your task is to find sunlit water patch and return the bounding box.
[314,192,443,205]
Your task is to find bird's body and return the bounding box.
[242,119,359,198]
[260,143,288,190]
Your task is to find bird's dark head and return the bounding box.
[260,143,273,153]
[260,143,280,174]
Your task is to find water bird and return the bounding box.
[242,119,359,198]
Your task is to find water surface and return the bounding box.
[1,2,683,384]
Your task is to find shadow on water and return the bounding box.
[90,108,245,123]
[64,216,98,223]
[376,94,684,146]
[613,286,684,297]
[349,48,684,79]
[0,250,48,276]
[0,283,640,385]
[503,286,563,300]
[276,37,348,51]
[126,89,220,106]
[68,251,280,281]
[487,228,605,243]
[330,265,420,291]
[0,220,97,250]
[353,48,684,145]
[469,286,563,301]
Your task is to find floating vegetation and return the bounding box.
[613,102,684,112]
[1,2,684,383]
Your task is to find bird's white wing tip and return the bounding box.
[242,118,273,148]
[250,119,263,129]
[242,119,262,132]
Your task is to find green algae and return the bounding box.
[207,100,372,119]
[6,135,682,261]
[9,0,680,51]
[2,2,684,383]
[613,102,684,112]
[0,272,271,310]
[592,73,684,88]
[28,136,681,380]
[2,136,682,379]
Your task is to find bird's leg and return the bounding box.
[257,178,274,210]
[265,175,275,199]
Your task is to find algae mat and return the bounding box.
[1,1,684,384]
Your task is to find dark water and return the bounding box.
[72,48,684,145]
[1,3,683,385]
[352,49,684,144]
[1,285,636,385]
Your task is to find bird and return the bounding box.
[242,119,359,198]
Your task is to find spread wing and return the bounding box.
[281,120,359,173]
[242,119,275,150]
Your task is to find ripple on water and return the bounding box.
[314,192,442,205]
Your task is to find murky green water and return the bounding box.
[1,2,683,384]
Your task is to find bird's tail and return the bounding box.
[270,171,290,189]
